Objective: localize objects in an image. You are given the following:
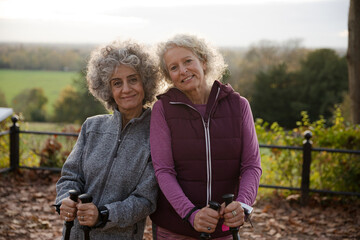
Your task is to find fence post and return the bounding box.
[301,130,312,205]
[10,116,20,171]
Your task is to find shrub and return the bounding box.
[257,108,360,193]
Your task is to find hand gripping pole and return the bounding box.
[199,201,221,240]
[78,193,93,240]
[64,190,80,240]
[222,194,240,240]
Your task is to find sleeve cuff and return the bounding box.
[189,209,200,227]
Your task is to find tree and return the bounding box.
[297,49,348,121]
[52,86,81,123]
[251,64,303,128]
[12,88,48,121]
[251,49,348,128]
[0,90,7,107]
[52,70,107,123]
[222,39,308,101]
[347,0,360,124]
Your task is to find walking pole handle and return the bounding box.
[78,194,93,240]
[79,193,93,203]
[64,190,80,240]
[199,201,221,239]
[222,194,240,240]
[69,189,79,202]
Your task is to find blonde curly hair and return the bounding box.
[157,34,227,85]
[86,40,161,111]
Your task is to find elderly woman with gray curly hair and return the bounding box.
[54,39,161,240]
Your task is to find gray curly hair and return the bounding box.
[157,34,227,85]
[86,40,160,111]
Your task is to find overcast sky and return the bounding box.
[0,0,349,48]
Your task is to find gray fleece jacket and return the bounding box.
[55,108,158,240]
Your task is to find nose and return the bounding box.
[179,65,187,75]
[122,81,131,92]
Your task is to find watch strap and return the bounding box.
[93,206,109,228]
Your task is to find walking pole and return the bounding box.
[78,193,93,240]
[222,194,240,240]
[64,190,80,240]
[199,201,221,240]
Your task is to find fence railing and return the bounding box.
[1,116,360,205]
[2,116,78,173]
[258,130,360,204]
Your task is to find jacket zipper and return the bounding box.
[96,119,134,205]
[170,87,221,205]
[96,133,122,205]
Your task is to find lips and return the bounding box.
[181,75,193,83]
[121,94,136,100]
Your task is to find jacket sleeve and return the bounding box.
[55,120,88,205]
[236,97,262,206]
[102,157,158,229]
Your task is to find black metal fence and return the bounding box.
[2,116,78,173]
[1,116,360,205]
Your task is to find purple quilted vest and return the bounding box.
[150,80,243,238]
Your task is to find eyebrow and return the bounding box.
[167,55,193,68]
[111,74,139,81]
[127,74,139,78]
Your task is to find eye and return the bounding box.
[169,65,177,71]
[112,80,122,87]
[129,77,138,84]
[184,59,193,66]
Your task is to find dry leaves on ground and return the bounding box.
[0,170,359,240]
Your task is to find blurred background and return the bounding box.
[0,0,359,188]
[0,0,351,126]
[0,2,359,239]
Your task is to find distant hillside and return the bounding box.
[0,43,98,71]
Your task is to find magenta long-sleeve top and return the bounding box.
[150,96,262,226]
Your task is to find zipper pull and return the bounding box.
[114,138,121,158]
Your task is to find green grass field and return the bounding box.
[0,69,78,115]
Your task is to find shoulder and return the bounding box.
[152,100,164,112]
[85,113,113,125]
[151,100,165,121]
[82,113,117,133]
[239,96,250,106]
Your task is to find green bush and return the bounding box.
[0,120,79,169]
[257,108,360,193]
[12,88,48,122]
[0,117,11,168]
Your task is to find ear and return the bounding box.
[202,61,207,72]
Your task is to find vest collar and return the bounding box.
[158,80,235,107]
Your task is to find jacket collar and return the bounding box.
[113,107,151,128]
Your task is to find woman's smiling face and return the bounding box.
[164,47,207,94]
[110,64,144,115]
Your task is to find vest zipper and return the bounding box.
[203,119,212,205]
[170,86,221,206]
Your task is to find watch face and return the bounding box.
[100,209,109,219]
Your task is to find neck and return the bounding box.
[121,107,143,129]
[184,85,211,104]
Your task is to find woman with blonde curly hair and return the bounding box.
[55,39,160,239]
[150,34,262,239]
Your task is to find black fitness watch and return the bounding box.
[94,206,109,228]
